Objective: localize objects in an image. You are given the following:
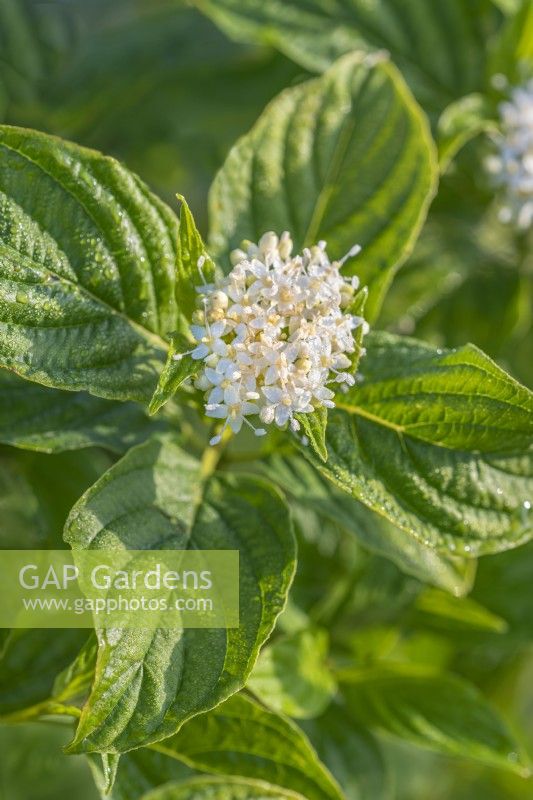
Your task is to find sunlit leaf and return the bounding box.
[209,51,437,320]
[142,777,307,800]
[0,125,179,402]
[148,334,198,415]
[175,194,216,325]
[437,94,496,171]
[312,331,533,556]
[64,434,296,753]
[260,454,474,595]
[149,693,343,800]
[248,629,337,719]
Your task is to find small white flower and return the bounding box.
[190,320,228,359]
[190,232,368,443]
[204,361,241,405]
[487,79,533,230]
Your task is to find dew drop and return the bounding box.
[524,501,531,511]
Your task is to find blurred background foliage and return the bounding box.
[0,0,306,227]
[0,1,532,799]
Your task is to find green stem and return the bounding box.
[0,699,81,724]
[200,425,232,479]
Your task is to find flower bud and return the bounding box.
[210,290,229,310]
[230,248,247,265]
[278,231,293,260]
[259,231,279,253]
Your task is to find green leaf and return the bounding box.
[472,538,533,640]
[0,369,161,453]
[415,261,532,382]
[248,630,337,719]
[0,446,112,549]
[295,407,327,463]
[376,248,466,335]
[91,679,343,799]
[437,94,497,171]
[321,411,533,557]
[0,125,180,403]
[0,0,47,94]
[347,331,533,453]
[0,628,87,720]
[86,753,121,797]
[339,665,531,776]
[272,508,363,630]
[149,693,343,800]
[196,0,500,115]
[88,748,195,800]
[0,447,111,722]
[383,208,530,378]
[209,51,437,321]
[143,777,306,800]
[489,0,533,83]
[176,194,216,324]
[491,0,521,13]
[380,153,532,386]
[148,334,198,415]
[64,434,296,753]
[413,588,508,633]
[302,705,392,800]
[260,455,474,595]
[0,452,50,549]
[0,722,99,800]
[43,3,303,233]
[312,331,533,556]
[52,634,98,705]
[0,0,76,120]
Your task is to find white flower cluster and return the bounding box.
[178,232,367,445]
[487,79,533,229]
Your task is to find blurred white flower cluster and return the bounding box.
[179,232,367,445]
[487,79,533,229]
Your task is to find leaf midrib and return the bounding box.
[303,57,369,245]
[335,397,532,451]
[352,386,533,421]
